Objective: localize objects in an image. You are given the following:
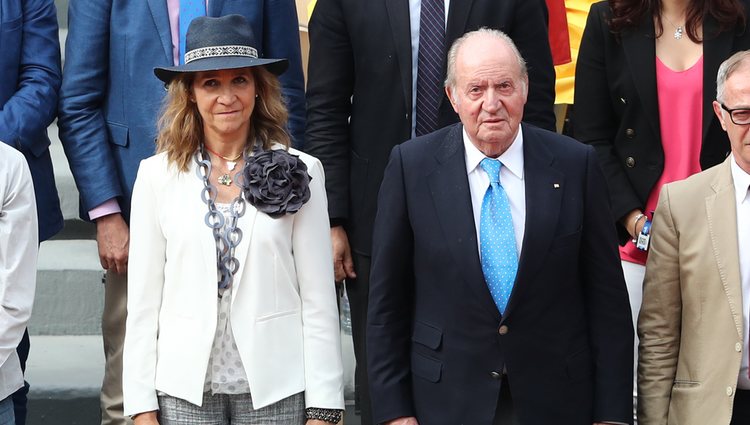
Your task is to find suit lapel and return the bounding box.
[445,0,473,46]
[385,0,413,115]
[208,0,225,16]
[706,159,743,339]
[702,16,734,142]
[622,17,661,141]
[427,125,500,318]
[147,0,174,65]
[502,126,564,319]
[442,0,474,112]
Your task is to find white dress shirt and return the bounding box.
[0,143,38,401]
[409,0,450,137]
[463,126,526,256]
[731,156,750,390]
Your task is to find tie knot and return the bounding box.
[480,158,503,184]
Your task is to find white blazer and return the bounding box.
[123,147,344,416]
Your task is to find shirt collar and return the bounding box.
[730,154,750,205]
[463,125,524,180]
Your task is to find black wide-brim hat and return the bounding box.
[154,14,288,83]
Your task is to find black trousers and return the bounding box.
[12,329,29,425]
[348,253,372,425]
[731,389,750,425]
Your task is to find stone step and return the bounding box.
[31,240,104,336]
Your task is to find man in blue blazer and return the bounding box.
[0,0,62,423]
[57,2,305,424]
[367,30,634,425]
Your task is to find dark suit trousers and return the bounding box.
[731,389,750,424]
[348,253,372,425]
[11,329,29,425]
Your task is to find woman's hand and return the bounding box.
[133,411,159,425]
[622,209,647,239]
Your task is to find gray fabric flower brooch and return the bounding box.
[242,150,311,218]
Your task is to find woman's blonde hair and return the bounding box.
[155,66,290,171]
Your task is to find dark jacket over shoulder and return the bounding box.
[305,0,555,255]
[574,0,750,242]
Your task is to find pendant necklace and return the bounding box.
[204,145,244,186]
[663,14,684,40]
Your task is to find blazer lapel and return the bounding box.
[427,125,500,318]
[706,159,743,339]
[446,0,474,45]
[385,0,413,115]
[622,17,661,141]
[442,0,474,111]
[502,126,564,319]
[702,16,734,142]
[147,0,174,65]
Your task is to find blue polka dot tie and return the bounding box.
[479,158,518,314]
[179,0,207,64]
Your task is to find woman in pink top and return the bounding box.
[575,0,750,421]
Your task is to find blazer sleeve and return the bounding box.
[262,0,306,149]
[579,146,635,423]
[637,185,681,425]
[0,0,61,157]
[304,0,355,222]
[510,0,556,131]
[57,0,123,213]
[574,3,642,238]
[292,157,345,409]
[367,145,416,424]
[123,159,166,416]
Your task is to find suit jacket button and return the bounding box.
[625,128,635,138]
[727,386,734,396]
[498,325,509,335]
[625,157,636,168]
[490,371,502,380]
[736,342,743,352]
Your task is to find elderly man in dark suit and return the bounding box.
[305,2,556,421]
[0,0,63,423]
[367,29,634,425]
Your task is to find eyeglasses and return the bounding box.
[720,103,750,125]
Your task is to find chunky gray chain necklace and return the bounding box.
[195,145,250,291]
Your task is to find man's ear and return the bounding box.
[713,100,728,131]
[446,85,459,113]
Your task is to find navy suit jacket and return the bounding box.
[0,0,62,241]
[58,0,305,222]
[367,124,634,424]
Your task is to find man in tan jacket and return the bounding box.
[638,50,750,425]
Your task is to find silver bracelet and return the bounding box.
[631,213,646,242]
[305,407,343,423]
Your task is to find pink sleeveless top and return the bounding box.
[620,56,704,265]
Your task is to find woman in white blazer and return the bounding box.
[123,15,344,425]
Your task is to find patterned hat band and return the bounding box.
[184,45,259,65]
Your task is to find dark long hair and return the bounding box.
[608,0,746,42]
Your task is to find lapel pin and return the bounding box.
[553,183,560,189]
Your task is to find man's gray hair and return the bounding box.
[717,50,750,103]
[444,28,528,89]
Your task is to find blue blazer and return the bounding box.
[57,0,305,222]
[0,0,62,241]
